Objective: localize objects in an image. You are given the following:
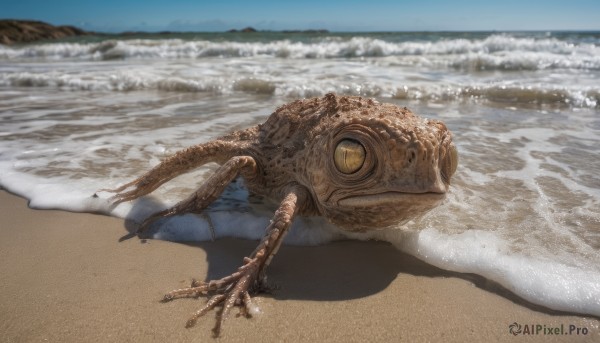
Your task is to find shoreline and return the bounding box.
[0,189,598,342]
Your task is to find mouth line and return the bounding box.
[338,191,445,207]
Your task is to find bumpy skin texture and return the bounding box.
[103,93,457,335]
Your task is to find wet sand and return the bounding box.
[0,190,597,342]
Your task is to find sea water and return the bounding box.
[0,31,599,317]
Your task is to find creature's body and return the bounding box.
[103,93,457,335]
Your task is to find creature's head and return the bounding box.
[303,94,457,231]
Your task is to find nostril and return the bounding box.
[407,150,416,164]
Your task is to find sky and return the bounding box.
[2,0,599,32]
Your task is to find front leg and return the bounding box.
[101,140,239,204]
[164,184,309,336]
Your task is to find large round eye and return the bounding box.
[334,139,366,174]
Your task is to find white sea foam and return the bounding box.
[0,70,597,108]
[389,228,600,316]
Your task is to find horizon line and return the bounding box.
[2,18,599,34]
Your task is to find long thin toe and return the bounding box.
[185,318,197,328]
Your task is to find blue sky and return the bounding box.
[2,0,599,32]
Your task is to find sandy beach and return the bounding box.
[0,189,597,342]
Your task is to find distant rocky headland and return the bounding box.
[227,26,329,34]
[0,20,331,45]
[0,20,91,45]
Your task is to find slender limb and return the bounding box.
[100,140,237,204]
[137,156,258,232]
[163,184,309,336]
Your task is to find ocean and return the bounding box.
[0,31,598,317]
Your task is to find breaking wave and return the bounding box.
[2,34,599,70]
[1,71,598,108]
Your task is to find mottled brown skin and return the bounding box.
[102,93,457,336]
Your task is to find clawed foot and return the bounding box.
[163,256,264,336]
[153,188,302,335]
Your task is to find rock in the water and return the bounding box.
[227,27,257,33]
